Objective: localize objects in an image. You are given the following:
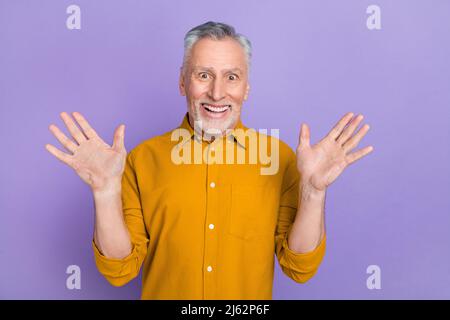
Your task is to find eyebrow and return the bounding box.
[192,66,244,74]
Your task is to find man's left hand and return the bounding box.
[296,112,374,193]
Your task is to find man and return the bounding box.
[45,21,374,299]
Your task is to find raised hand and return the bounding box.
[45,112,127,192]
[296,112,374,192]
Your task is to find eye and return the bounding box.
[199,72,210,80]
[228,74,239,81]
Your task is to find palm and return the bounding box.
[297,112,374,192]
[71,136,126,189]
[45,112,127,191]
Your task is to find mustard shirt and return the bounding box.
[92,112,326,299]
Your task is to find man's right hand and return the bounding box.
[45,112,127,193]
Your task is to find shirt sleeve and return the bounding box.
[92,150,150,287]
[274,148,326,283]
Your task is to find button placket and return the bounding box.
[203,140,219,299]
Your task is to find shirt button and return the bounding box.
[207,266,213,272]
[210,182,215,188]
[209,224,215,230]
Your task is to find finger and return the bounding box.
[336,114,364,144]
[72,112,100,140]
[60,112,87,145]
[298,123,310,148]
[345,145,374,165]
[45,143,74,167]
[327,112,354,141]
[49,124,78,154]
[342,123,370,153]
[112,124,125,152]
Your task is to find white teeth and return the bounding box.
[202,104,230,113]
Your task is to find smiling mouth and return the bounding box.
[201,103,231,113]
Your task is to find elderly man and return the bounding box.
[45,21,373,299]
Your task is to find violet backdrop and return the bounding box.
[0,0,449,299]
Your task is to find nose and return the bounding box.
[208,78,226,102]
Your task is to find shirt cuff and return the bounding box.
[92,239,139,278]
[281,225,327,273]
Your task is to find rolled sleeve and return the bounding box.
[92,238,148,287]
[276,224,326,283]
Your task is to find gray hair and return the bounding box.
[182,21,252,72]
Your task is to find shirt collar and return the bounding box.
[177,112,247,149]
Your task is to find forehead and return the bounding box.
[188,37,247,71]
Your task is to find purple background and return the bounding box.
[1,0,449,299]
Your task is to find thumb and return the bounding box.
[113,124,126,152]
[298,123,310,148]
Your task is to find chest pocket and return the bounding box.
[228,184,279,240]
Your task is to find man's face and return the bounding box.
[179,37,250,136]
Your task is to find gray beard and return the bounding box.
[191,107,239,140]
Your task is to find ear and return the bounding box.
[244,83,250,101]
[179,67,186,96]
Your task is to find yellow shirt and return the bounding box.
[92,112,326,299]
